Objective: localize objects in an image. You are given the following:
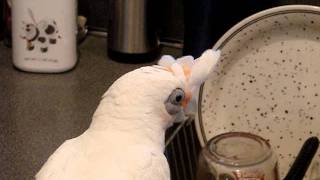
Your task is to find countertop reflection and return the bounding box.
[0,35,182,179]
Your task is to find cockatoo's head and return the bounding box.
[156,49,221,125]
[92,49,220,130]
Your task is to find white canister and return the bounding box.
[12,0,77,73]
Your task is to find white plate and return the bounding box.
[196,5,320,179]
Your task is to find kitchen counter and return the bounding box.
[0,35,182,179]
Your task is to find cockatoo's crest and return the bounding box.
[157,49,221,93]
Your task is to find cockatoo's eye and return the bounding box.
[169,88,185,105]
[165,88,185,115]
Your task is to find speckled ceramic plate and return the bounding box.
[196,5,320,179]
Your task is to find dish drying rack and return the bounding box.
[165,119,200,180]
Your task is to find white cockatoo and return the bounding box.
[35,49,221,180]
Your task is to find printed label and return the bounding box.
[20,8,61,53]
[24,57,58,63]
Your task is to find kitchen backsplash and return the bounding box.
[79,0,320,42]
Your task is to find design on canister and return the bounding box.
[20,8,61,53]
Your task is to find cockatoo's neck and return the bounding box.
[89,99,173,151]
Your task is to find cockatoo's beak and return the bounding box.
[173,90,194,123]
[182,87,200,123]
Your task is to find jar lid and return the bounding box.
[205,132,272,167]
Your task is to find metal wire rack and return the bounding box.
[165,121,201,180]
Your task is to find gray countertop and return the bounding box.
[0,35,182,179]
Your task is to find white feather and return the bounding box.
[36,131,170,180]
[157,55,175,68]
[188,49,221,88]
[176,55,194,67]
[170,63,186,83]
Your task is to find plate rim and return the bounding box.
[196,4,320,147]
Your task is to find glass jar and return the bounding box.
[196,132,279,180]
